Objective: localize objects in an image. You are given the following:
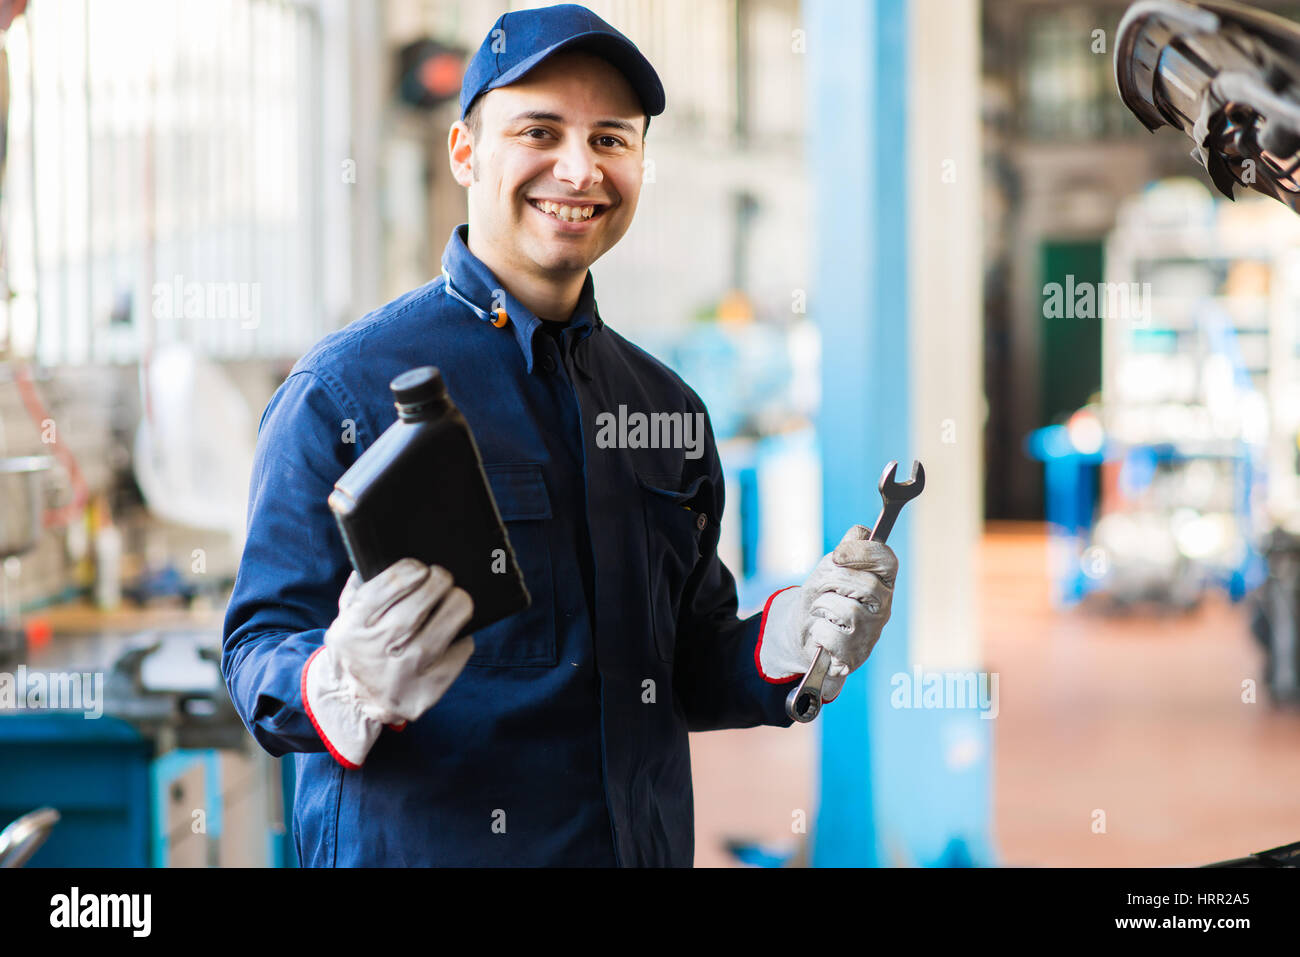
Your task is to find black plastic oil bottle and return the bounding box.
[327,366,530,637]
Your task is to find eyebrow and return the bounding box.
[507,110,639,135]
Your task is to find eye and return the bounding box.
[594,135,625,149]
[865,599,880,614]
[522,127,553,140]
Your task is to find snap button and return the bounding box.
[696,513,707,531]
[540,354,557,374]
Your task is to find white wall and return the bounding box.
[909,0,983,669]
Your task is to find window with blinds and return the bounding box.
[0,0,327,365]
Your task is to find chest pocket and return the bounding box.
[468,464,557,667]
[637,470,709,664]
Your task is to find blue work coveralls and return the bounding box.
[221,225,798,866]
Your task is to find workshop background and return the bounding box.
[1,0,1298,867]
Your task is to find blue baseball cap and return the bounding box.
[458,3,665,124]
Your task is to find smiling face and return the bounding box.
[449,51,647,286]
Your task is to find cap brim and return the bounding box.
[474,30,665,118]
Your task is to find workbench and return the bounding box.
[0,597,295,867]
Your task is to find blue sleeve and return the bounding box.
[221,369,361,756]
[671,414,796,732]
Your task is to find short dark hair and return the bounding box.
[465,96,484,143]
[462,96,649,143]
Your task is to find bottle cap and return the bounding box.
[390,366,447,406]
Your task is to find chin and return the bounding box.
[531,248,597,274]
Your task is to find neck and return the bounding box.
[467,231,586,323]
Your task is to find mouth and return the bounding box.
[526,197,610,226]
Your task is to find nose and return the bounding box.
[551,136,602,192]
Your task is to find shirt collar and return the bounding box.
[440,225,602,375]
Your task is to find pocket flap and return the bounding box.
[484,463,552,520]
[635,470,707,505]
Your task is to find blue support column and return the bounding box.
[807,0,993,868]
[806,0,910,869]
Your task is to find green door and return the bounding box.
[1040,239,1104,427]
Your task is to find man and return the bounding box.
[222,3,898,867]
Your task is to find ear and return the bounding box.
[448,120,475,188]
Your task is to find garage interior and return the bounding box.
[1,0,1298,868]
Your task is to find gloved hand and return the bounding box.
[757,525,897,702]
[302,558,475,768]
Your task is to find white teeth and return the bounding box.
[534,200,597,222]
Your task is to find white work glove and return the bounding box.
[757,525,897,702]
[302,558,475,768]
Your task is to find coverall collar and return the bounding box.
[440,224,603,377]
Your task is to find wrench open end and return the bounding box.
[879,459,925,500]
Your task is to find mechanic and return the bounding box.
[221,2,899,867]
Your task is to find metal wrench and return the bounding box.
[784,459,925,723]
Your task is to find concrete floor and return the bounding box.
[689,522,1300,866]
